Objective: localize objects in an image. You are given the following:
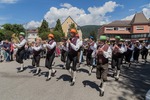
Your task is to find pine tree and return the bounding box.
[38,19,50,34]
[54,19,63,33]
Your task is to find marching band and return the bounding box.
[3,29,150,97]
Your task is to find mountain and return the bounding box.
[80,25,101,39]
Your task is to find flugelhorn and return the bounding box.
[11,33,20,44]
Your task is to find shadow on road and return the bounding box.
[82,80,100,92]
[78,68,89,74]
[56,74,71,82]
[117,62,150,100]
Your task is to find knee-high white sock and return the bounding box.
[68,68,73,78]
[72,71,76,82]
[48,70,52,78]
[20,64,24,70]
[101,80,105,91]
[36,67,39,74]
[116,70,120,78]
[89,66,92,74]
[52,69,56,73]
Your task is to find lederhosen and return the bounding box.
[96,44,109,81]
[32,46,42,67]
[125,44,133,63]
[133,44,140,61]
[61,43,68,63]
[86,42,94,66]
[141,45,148,60]
[45,40,56,69]
[66,37,78,71]
[16,43,25,64]
[112,43,122,70]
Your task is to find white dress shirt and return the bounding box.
[15,39,27,49]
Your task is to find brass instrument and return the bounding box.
[11,33,20,44]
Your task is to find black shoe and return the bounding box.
[99,90,104,97]
[51,70,57,77]
[99,83,102,88]
[34,69,41,76]
[70,82,75,86]
[46,78,51,81]
[89,73,91,76]
[69,78,73,83]
[18,69,24,73]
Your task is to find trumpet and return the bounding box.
[11,33,20,44]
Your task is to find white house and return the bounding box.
[26,29,38,42]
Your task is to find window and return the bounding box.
[114,27,118,30]
[136,26,144,30]
[118,27,126,31]
[127,28,131,31]
[106,27,114,30]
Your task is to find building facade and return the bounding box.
[26,29,38,42]
[98,12,150,41]
[62,16,82,39]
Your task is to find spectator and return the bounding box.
[3,40,11,62]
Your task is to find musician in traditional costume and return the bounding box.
[66,29,80,86]
[124,41,134,67]
[44,34,57,81]
[133,41,141,63]
[32,37,43,76]
[14,32,27,72]
[86,36,97,75]
[76,33,83,68]
[96,35,112,96]
[112,36,125,80]
[60,37,68,69]
[141,41,150,63]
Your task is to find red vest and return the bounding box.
[97,44,109,65]
[69,37,78,54]
[47,40,56,54]
[112,43,122,58]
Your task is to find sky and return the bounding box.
[0,0,150,29]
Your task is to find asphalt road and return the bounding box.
[0,56,150,100]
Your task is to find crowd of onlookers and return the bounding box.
[0,40,61,62]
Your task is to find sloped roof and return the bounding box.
[104,20,131,27]
[130,12,149,24]
[61,16,78,26]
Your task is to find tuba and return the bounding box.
[11,33,20,44]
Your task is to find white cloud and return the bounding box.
[129,9,135,12]
[142,8,150,18]
[25,1,122,29]
[23,20,41,29]
[60,3,72,8]
[0,0,18,3]
[122,14,134,20]
[123,3,150,20]
[44,1,121,27]
[141,3,150,8]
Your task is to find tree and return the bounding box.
[0,29,13,41]
[38,32,49,40]
[2,24,25,36]
[0,31,5,42]
[38,19,50,40]
[69,23,76,30]
[90,31,97,41]
[54,19,63,33]
[38,19,50,34]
